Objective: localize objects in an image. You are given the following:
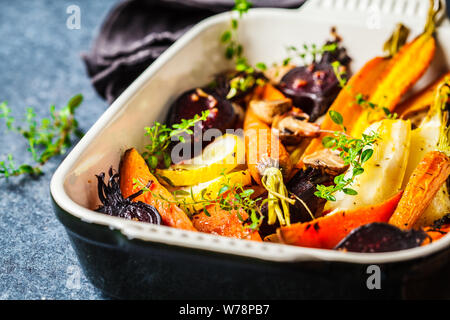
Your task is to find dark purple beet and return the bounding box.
[95,168,161,225]
[286,167,332,222]
[167,88,236,133]
[334,223,429,253]
[278,63,341,122]
[166,88,237,158]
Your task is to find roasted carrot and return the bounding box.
[244,103,294,226]
[395,71,450,119]
[192,192,262,241]
[277,191,403,249]
[119,148,197,231]
[389,150,450,230]
[244,108,292,184]
[350,1,439,138]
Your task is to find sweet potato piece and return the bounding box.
[119,148,197,231]
[277,191,402,249]
[192,195,262,241]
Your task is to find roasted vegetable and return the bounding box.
[156,134,245,186]
[258,167,331,238]
[244,107,294,226]
[272,109,320,145]
[278,63,342,122]
[422,214,450,244]
[324,119,411,212]
[192,191,262,241]
[278,38,351,121]
[335,223,428,253]
[299,57,391,166]
[302,148,348,176]
[166,87,237,159]
[277,191,403,249]
[248,98,292,125]
[119,148,197,231]
[350,0,441,138]
[96,168,161,224]
[396,71,450,122]
[399,80,450,227]
[389,150,450,229]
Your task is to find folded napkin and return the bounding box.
[82,0,306,103]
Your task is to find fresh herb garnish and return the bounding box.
[135,170,265,231]
[331,60,348,88]
[142,110,210,170]
[315,110,379,201]
[284,42,338,66]
[220,0,267,99]
[0,94,83,179]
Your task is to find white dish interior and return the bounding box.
[51,0,450,264]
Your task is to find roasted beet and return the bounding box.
[287,167,332,221]
[96,168,161,224]
[166,87,237,160]
[167,87,236,133]
[278,39,351,122]
[334,223,429,253]
[278,63,341,122]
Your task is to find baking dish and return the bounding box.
[51,0,450,299]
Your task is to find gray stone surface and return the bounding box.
[0,0,118,299]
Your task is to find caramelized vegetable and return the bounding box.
[96,168,162,224]
[299,57,391,166]
[119,148,197,231]
[277,191,403,249]
[396,71,450,121]
[335,223,428,253]
[422,215,450,245]
[324,119,410,212]
[400,80,450,227]
[389,150,450,230]
[192,192,262,241]
[248,98,292,125]
[350,0,440,137]
[244,107,293,226]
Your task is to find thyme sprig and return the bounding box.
[283,42,338,66]
[314,110,379,201]
[142,110,210,170]
[0,94,83,179]
[134,171,265,231]
[220,0,267,99]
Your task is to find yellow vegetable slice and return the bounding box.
[173,170,252,213]
[156,134,245,186]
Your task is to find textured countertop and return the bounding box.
[0,0,117,299]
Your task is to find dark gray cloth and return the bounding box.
[82,0,306,104]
